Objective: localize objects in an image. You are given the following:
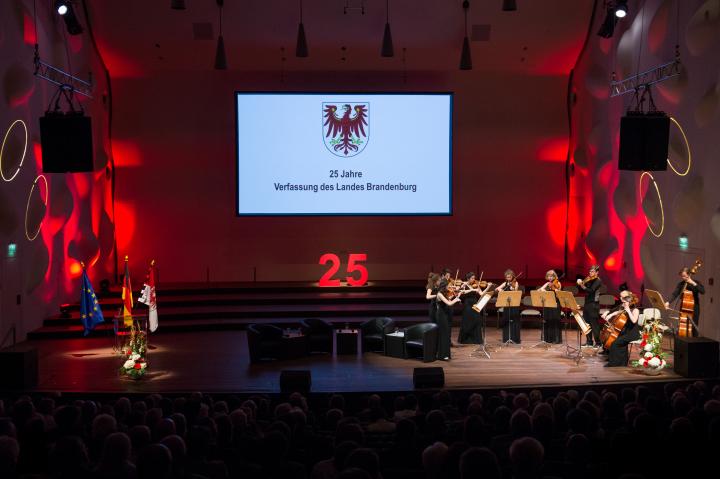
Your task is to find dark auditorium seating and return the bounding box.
[360,317,396,353]
[403,323,439,362]
[246,323,285,363]
[300,318,334,354]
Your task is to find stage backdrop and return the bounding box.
[87,0,595,284]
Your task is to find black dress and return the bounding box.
[607,312,640,366]
[582,278,602,346]
[542,301,562,344]
[428,287,438,324]
[501,283,521,344]
[459,290,482,344]
[669,280,705,336]
[436,296,452,359]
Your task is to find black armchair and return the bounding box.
[300,318,333,354]
[360,317,396,353]
[404,323,439,362]
[247,324,284,363]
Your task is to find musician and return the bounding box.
[436,279,463,360]
[665,267,705,337]
[425,273,440,324]
[577,265,602,347]
[604,291,641,367]
[441,268,452,281]
[458,272,483,344]
[537,269,562,344]
[496,269,521,344]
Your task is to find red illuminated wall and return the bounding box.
[0,1,114,340]
[570,0,719,340]
[107,69,578,283]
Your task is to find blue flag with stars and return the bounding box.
[80,269,104,336]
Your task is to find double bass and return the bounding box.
[677,259,702,337]
[599,293,638,349]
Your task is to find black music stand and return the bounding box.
[529,290,557,349]
[556,291,585,365]
[497,291,522,348]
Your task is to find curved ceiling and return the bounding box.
[85,0,595,77]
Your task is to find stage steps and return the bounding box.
[28,280,542,339]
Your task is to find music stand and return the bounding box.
[555,291,585,365]
[470,304,493,359]
[529,290,557,349]
[497,290,522,347]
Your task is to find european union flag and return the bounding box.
[80,269,104,336]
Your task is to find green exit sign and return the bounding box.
[7,243,17,258]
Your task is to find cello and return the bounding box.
[599,293,638,349]
[677,259,702,337]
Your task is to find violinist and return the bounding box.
[458,272,491,345]
[537,269,562,344]
[426,273,441,324]
[603,291,640,367]
[436,278,463,360]
[577,265,603,347]
[496,269,522,344]
[665,267,705,337]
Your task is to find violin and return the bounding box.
[550,279,562,291]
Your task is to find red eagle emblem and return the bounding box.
[323,103,369,157]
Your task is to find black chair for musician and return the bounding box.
[247,324,284,363]
[360,317,396,353]
[404,323,439,362]
[300,318,333,354]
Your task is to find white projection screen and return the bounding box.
[235,92,452,215]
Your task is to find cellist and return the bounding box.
[665,267,705,337]
[604,291,641,367]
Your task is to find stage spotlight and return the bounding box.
[615,1,628,18]
[55,1,83,35]
[502,0,517,12]
[381,0,394,57]
[296,0,309,57]
[214,0,227,69]
[56,3,68,15]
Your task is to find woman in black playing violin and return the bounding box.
[537,269,562,344]
[425,273,440,324]
[436,279,463,360]
[458,272,483,344]
[577,265,603,347]
[604,291,641,367]
[496,269,521,344]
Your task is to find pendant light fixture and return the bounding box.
[214,0,227,69]
[296,0,309,57]
[381,0,394,57]
[459,1,472,70]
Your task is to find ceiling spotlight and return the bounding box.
[615,1,628,18]
[214,0,227,69]
[502,0,517,11]
[381,0,394,57]
[597,3,619,38]
[170,0,186,10]
[55,0,68,15]
[55,1,83,35]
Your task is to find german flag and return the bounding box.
[122,256,133,326]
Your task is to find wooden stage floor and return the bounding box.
[16,327,685,395]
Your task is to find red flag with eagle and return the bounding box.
[323,103,369,157]
[138,260,158,332]
[121,256,133,326]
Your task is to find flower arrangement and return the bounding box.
[119,327,148,379]
[632,318,667,372]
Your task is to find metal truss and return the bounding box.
[34,53,93,98]
[609,59,681,98]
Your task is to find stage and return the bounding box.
[20,327,683,395]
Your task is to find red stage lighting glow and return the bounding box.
[537,138,569,162]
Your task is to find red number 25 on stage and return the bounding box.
[318,253,368,287]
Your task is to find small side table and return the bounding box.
[384,331,406,358]
[336,329,359,355]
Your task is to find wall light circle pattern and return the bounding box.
[667,117,691,176]
[25,174,48,241]
[0,119,28,182]
[640,171,664,238]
